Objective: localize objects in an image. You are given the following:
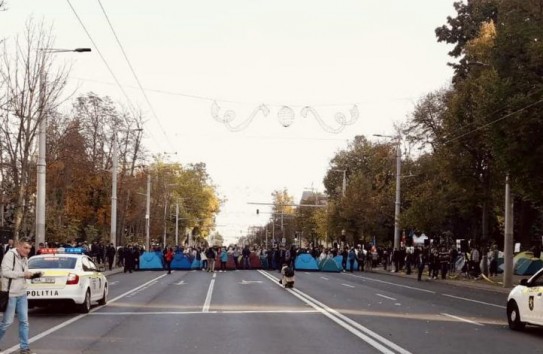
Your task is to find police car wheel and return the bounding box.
[78,290,91,313]
[507,300,525,331]
[98,288,107,306]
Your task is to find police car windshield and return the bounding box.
[28,257,77,269]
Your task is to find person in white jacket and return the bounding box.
[0,237,37,354]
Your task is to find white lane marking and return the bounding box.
[4,274,167,354]
[341,283,355,288]
[320,277,329,280]
[346,273,436,294]
[442,294,506,309]
[174,280,185,285]
[108,281,119,286]
[126,281,157,298]
[258,270,411,354]
[441,313,484,326]
[305,272,311,275]
[376,294,397,301]
[107,274,167,303]
[202,277,215,312]
[240,280,263,284]
[90,309,319,315]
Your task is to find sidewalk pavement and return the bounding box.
[369,266,528,295]
[103,267,124,277]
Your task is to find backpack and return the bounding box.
[284,266,295,277]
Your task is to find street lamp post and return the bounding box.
[36,48,91,247]
[374,134,401,250]
[111,128,142,248]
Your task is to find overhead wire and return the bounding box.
[66,0,135,115]
[65,0,164,152]
[441,97,543,146]
[96,0,176,152]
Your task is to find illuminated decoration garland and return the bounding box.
[211,101,270,132]
[301,105,358,133]
[211,101,359,133]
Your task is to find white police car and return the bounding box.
[27,248,108,313]
[507,267,543,330]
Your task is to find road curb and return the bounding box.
[370,268,515,295]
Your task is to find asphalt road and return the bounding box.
[1,269,542,354]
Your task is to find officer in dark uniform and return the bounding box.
[124,245,135,273]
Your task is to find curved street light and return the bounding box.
[36,47,91,247]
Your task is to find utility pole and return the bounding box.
[504,174,514,288]
[111,128,142,248]
[175,201,179,246]
[374,134,401,250]
[110,129,118,247]
[394,138,401,250]
[163,201,168,248]
[145,173,151,251]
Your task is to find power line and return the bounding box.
[66,0,136,115]
[72,76,415,108]
[442,97,543,145]
[96,0,176,152]
[65,0,165,152]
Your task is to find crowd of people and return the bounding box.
[0,237,508,283]
[153,242,504,283]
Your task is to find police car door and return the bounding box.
[527,272,543,325]
[82,257,101,301]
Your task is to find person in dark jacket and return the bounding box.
[242,246,251,270]
[417,246,428,281]
[106,243,116,271]
[124,245,135,273]
[340,248,348,272]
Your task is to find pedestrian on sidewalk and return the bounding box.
[392,248,400,273]
[417,245,428,281]
[471,245,481,278]
[357,245,365,272]
[405,246,413,275]
[106,243,116,271]
[439,246,449,279]
[489,245,499,277]
[348,248,356,273]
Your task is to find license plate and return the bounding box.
[31,277,55,284]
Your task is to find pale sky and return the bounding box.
[1,1,456,244]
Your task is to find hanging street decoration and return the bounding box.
[211,101,359,133]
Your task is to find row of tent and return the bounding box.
[138,250,543,275]
[138,251,356,272]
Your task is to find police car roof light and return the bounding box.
[39,247,85,255]
[63,247,85,254]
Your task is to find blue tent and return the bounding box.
[319,258,341,272]
[515,258,543,276]
[139,251,164,270]
[171,253,192,270]
[333,255,358,271]
[191,258,202,270]
[294,253,319,271]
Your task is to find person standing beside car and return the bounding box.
[0,237,37,354]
